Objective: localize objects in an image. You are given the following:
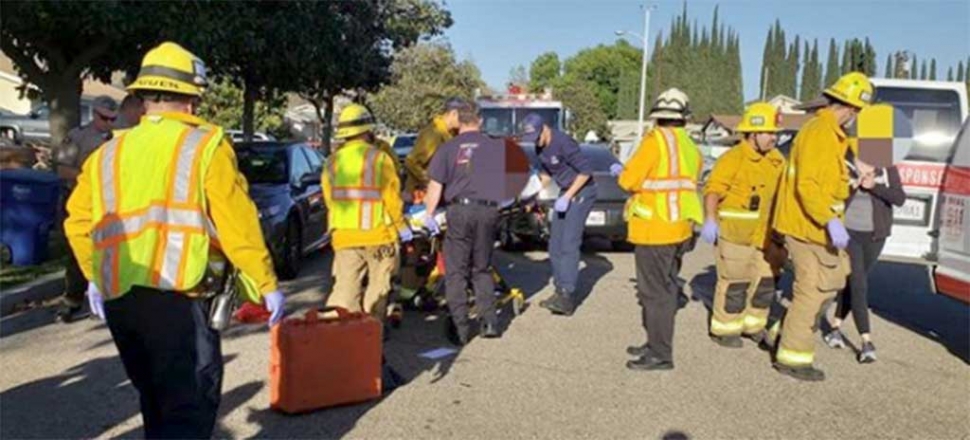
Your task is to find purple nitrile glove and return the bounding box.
[554,196,570,213]
[700,219,718,244]
[826,219,850,250]
[263,290,286,326]
[609,163,624,177]
[399,228,414,243]
[424,215,440,236]
[87,282,105,320]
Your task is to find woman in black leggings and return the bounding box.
[824,162,905,363]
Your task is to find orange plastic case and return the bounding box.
[270,307,382,413]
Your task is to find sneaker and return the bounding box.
[539,293,574,316]
[710,334,743,348]
[774,363,826,382]
[858,342,877,364]
[823,329,846,349]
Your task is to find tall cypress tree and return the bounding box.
[910,54,919,79]
[863,38,876,76]
[885,54,893,78]
[930,59,937,80]
[948,67,954,81]
[958,61,966,82]
[760,28,773,99]
[841,40,851,74]
[825,38,840,87]
[920,60,928,80]
[787,35,801,97]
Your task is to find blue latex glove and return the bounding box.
[826,219,850,250]
[700,219,719,244]
[399,228,414,243]
[264,291,286,326]
[424,215,441,236]
[87,282,105,320]
[609,163,624,177]
[554,196,570,213]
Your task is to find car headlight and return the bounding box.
[259,204,284,219]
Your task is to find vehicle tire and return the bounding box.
[277,216,302,280]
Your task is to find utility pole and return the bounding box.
[616,4,655,162]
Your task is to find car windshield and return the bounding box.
[393,135,416,155]
[236,148,289,184]
[875,87,964,163]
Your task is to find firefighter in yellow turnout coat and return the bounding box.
[771,72,873,382]
[323,104,410,321]
[701,103,786,348]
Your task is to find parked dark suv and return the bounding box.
[235,142,329,279]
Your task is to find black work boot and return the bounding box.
[626,354,674,371]
[710,334,743,348]
[774,363,826,382]
[445,318,470,346]
[626,342,649,357]
[745,330,767,345]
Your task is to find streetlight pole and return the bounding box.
[617,5,655,162]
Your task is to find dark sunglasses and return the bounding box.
[98,113,117,122]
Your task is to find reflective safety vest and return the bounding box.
[89,116,222,299]
[627,127,703,224]
[327,140,391,230]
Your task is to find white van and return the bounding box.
[932,117,970,304]
[870,79,969,262]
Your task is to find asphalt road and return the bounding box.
[1,240,968,439]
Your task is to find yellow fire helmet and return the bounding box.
[736,102,782,133]
[335,104,376,139]
[823,71,874,109]
[128,41,208,97]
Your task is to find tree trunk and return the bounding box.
[322,93,335,156]
[46,76,83,147]
[242,78,256,142]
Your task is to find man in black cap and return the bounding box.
[519,113,615,316]
[423,101,503,345]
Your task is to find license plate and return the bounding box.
[893,197,930,226]
[586,210,606,226]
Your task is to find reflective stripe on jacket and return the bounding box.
[618,127,703,245]
[704,140,786,248]
[89,116,221,298]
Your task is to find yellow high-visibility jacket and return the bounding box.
[323,139,406,250]
[619,126,703,246]
[704,140,786,248]
[64,111,278,299]
[772,108,851,245]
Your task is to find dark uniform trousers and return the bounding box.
[104,286,223,439]
[548,185,597,297]
[443,204,500,335]
[634,239,692,362]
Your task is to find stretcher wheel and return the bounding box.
[511,289,525,316]
[412,295,424,310]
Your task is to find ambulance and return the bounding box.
[932,117,970,303]
[869,79,968,264]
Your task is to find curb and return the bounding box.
[0,271,64,317]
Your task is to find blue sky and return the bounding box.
[442,0,970,101]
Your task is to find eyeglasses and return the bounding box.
[97,113,116,122]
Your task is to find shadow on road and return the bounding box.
[867,261,969,364]
[0,354,243,439]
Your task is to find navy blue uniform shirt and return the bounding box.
[428,131,505,203]
[536,129,595,191]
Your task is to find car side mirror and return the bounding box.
[299,173,321,188]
